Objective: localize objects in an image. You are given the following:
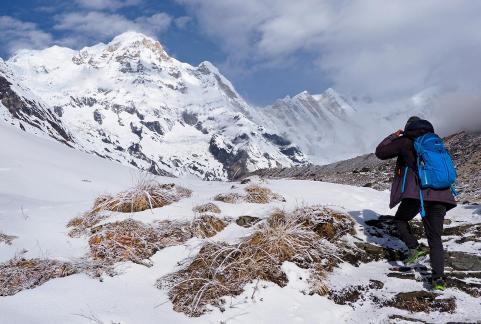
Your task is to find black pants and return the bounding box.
[394,198,446,279]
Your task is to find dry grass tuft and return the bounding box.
[88,215,229,268]
[158,206,354,316]
[193,203,221,214]
[190,215,229,238]
[214,185,285,205]
[91,182,192,213]
[244,185,285,204]
[0,258,76,296]
[68,180,192,237]
[0,233,17,245]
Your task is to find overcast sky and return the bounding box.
[1,0,481,106]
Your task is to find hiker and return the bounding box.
[375,116,457,291]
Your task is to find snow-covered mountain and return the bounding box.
[0,58,72,144]
[1,32,305,180]
[257,88,368,164]
[257,87,442,164]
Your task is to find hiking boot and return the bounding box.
[404,246,428,265]
[432,278,446,291]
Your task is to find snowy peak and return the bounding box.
[2,32,307,180]
[72,31,170,69]
[258,87,366,164]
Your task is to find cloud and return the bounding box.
[0,16,54,55]
[54,11,172,40]
[180,0,481,100]
[74,0,142,10]
[431,91,481,135]
[174,16,191,29]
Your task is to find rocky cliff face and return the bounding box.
[2,32,306,179]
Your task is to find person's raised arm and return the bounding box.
[375,129,404,160]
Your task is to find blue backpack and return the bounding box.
[402,133,457,217]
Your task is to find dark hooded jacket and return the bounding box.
[375,119,456,210]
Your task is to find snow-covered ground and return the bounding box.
[1,122,480,323]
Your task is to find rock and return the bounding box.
[353,242,405,262]
[236,216,261,228]
[445,251,481,271]
[387,291,456,313]
[387,272,416,280]
[388,315,428,323]
[444,277,481,297]
[240,178,251,184]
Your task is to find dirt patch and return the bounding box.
[193,203,221,214]
[158,206,355,316]
[387,291,456,313]
[214,185,285,204]
[0,233,17,245]
[328,280,384,306]
[68,180,192,237]
[0,258,77,296]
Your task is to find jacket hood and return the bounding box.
[404,119,434,139]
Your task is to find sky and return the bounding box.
[1,0,481,107]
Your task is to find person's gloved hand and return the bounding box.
[394,129,404,137]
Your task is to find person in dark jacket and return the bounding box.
[375,116,456,291]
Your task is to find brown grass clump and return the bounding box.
[68,180,192,237]
[214,185,285,205]
[244,185,285,204]
[193,203,221,214]
[88,215,230,268]
[92,182,192,213]
[0,258,76,296]
[158,206,354,316]
[0,233,17,245]
[190,215,229,238]
[89,219,189,267]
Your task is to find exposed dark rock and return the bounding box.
[130,122,143,139]
[0,75,72,143]
[53,106,63,117]
[387,272,416,280]
[93,110,103,125]
[262,133,291,146]
[182,111,198,126]
[112,103,136,115]
[71,96,97,107]
[232,133,249,144]
[141,121,164,135]
[388,315,428,323]
[209,134,249,179]
[444,277,481,297]
[280,146,304,164]
[235,216,261,228]
[445,251,481,271]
